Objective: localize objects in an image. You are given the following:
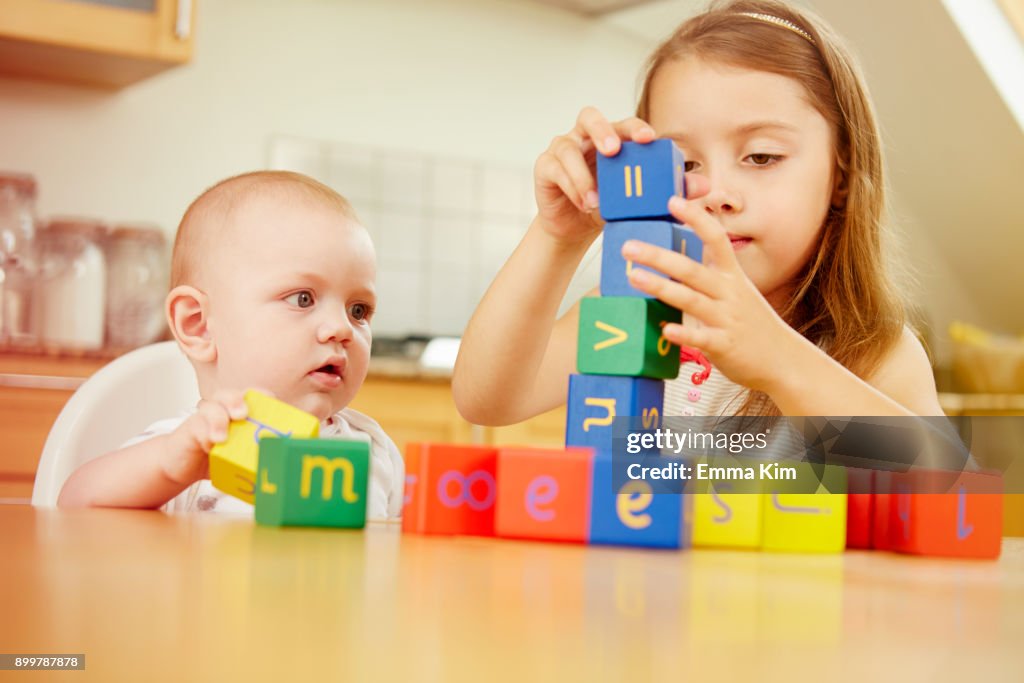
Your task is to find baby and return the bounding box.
[58,171,403,519]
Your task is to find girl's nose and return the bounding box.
[701,170,742,215]
[317,308,353,345]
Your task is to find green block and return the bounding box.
[254,438,370,528]
[577,296,681,378]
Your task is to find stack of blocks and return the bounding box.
[209,390,371,529]
[402,141,700,548]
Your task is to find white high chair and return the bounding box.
[31,341,200,507]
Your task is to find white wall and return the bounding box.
[0,0,647,230]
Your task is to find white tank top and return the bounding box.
[664,360,770,417]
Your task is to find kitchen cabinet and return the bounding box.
[0,0,194,88]
[0,351,566,503]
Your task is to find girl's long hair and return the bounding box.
[636,0,908,415]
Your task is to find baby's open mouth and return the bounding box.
[314,364,343,378]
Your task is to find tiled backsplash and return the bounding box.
[269,135,600,337]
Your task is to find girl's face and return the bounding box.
[647,56,837,308]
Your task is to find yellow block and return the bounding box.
[209,390,319,504]
[690,455,763,549]
[692,484,763,549]
[761,464,847,553]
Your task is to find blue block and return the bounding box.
[566,374,663,455]
[588,454,691,548]
[601,221,704,297]
[597,139,685,221]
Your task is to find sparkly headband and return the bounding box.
[735,11,816,45]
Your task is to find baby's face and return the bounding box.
[203,194,376,421]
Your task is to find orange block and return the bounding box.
[890,469,1003,559]
[495,447,594,543]
[402,443,498,536]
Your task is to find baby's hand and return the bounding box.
[161,391,249,486]
[533,107,658,245]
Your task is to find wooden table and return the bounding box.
[1,506,1023,682]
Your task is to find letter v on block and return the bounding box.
[577,297,681,379]
[593,320,629,351]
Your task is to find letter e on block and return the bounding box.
[495,447,594,543]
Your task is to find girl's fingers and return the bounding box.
[662,321,714,352]
[536,151,586,211]
[552,138,599,210]
[574,106,620,156]
[668,196,739,271]
[622,241,728,300]
[611,117,657,145]
[626,268,726,327]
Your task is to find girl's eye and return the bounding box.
[350,303,373,321]
[683,160,700,172]
[285,291,315,308]
[747,153,782,166]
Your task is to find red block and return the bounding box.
[402,443,498,536]
[872,471,893,550]
[846,468,874,549]
[495,447,594,543]
[889,469,1003,559]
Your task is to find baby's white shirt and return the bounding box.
[122,407,404,520]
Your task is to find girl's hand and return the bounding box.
[623,195,802,394]
[161,391,249,485]
[533,107,658,246]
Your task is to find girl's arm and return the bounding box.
[454,108,663,426]
[767,325,945,417]
[453,222,596,426]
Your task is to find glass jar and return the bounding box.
[105,224,169,348]
[0,172,40,347]
[38,219,108,350]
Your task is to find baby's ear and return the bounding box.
[166,286,216,363]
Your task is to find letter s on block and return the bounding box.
[617,481,653,529]
[526,475,558,522]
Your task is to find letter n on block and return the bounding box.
[588,454,690,548]
[761,464,847,553]
[566,374,663,455]
[495,447,594,543]
[889,469,1002,559]
[596,139,685,221]
[402,443,498,536]
[601,221,703,298]
[254,438,370,528]
[577,297,681,379]
[210,390,319,504]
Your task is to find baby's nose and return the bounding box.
[317,308,353,344]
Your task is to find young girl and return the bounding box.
[452,0,944,425]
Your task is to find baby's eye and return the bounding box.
[683,160,700,172]
[746,153,782,166]
[349,302,373,321]
[285,290,316,308]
